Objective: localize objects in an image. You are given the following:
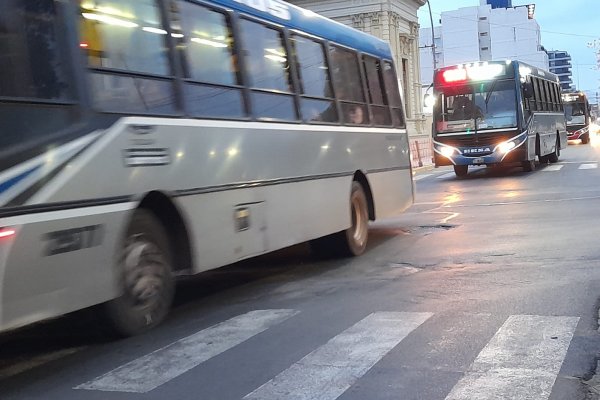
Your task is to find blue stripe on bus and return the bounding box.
[0,165,42,195]
[209,0,392,58]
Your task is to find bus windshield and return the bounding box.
[435,80,517,134]
[564,103,586,126]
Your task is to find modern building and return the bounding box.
[419,1,548,93]
[548,50,575,92]
[288,0,428,139]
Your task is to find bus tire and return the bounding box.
[522,159,536,172]
[310,182,369,257]
[102,209,174,337]
[581,134,590,144]
[453,165,468,177]
[548,142,560,163]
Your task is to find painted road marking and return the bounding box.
[542,165,564,171]
[445,314,579,400]
[414,174,432,181]
[437,172,456,179]
[244,311,433,400]
[579,163,598,169]
[76,309,299,393]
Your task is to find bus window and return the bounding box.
[329,46,369,125]
[173,1,245,119]
[290,34,338,123]
[79,0,176,115]
[382,61,406,128]
[0,0,72,100]
[363,56,392,126]
[238,19,297,121]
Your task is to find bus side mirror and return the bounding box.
[522,82,533,99]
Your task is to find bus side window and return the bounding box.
[0,0,76,151]
[329,46,369,126]
[79,0,176,115]
[171,1,246,119]
[290,34,338,124]
[238,18,297,121]
[363,56,392,127]
[382,61,406,128]
[0,1,72,101]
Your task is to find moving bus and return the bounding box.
[432,61,567,177]
[0,0,413,336]
[562,92,591,144]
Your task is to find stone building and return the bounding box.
[288,0,428,143]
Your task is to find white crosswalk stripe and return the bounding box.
[444,315,579,400]
[579,163,598,169]
[542,164,564,171]
[243,311,433,400]
[75,309,299,393]
[68,311,581,399]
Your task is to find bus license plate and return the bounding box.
[472,157,484,165]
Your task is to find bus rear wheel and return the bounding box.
[102,209,174,337]
[310,181,369,257]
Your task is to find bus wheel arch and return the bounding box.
[352,171,375,221]
[137,191,193,275]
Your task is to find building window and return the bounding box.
[481,47,489,51]
[480,32,488,36]
[479,16,487,20]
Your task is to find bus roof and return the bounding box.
[208,0,393,59]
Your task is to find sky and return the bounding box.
[417,0,600,101]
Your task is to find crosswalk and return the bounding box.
[72,309,580,399]
[414,162,598,181]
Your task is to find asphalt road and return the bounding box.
[1,138,600,400]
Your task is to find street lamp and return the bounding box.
[426,0,437,70]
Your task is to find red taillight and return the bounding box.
[0,228,16,239]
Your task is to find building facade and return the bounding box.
[548,51,575,92]
[288,0,428,139]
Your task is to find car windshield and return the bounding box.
[564,103,586,126]
[435,79,517,134]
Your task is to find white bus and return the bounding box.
[0,0,414,336]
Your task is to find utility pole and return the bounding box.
[587,39,600,104]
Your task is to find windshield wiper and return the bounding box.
[484,78,499,113]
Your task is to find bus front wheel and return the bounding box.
[102,209,174,337]
[522,159,536,172]
[453,165,468,177]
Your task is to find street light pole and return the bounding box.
[426,0,437,70]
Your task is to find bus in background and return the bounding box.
[562,92,592,144]
[0,0,413,336]
[432,61,567,177]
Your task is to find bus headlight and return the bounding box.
[440,146,456,158]
[496,140,516,154]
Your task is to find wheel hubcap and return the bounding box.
[122,234,166,309]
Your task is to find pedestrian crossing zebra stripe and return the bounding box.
[75,309,299,393]
[579,163,598,169]
[444,315,579,400]
[437,172,456,179]
[542,165,564,171]
[243,311,433,400]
